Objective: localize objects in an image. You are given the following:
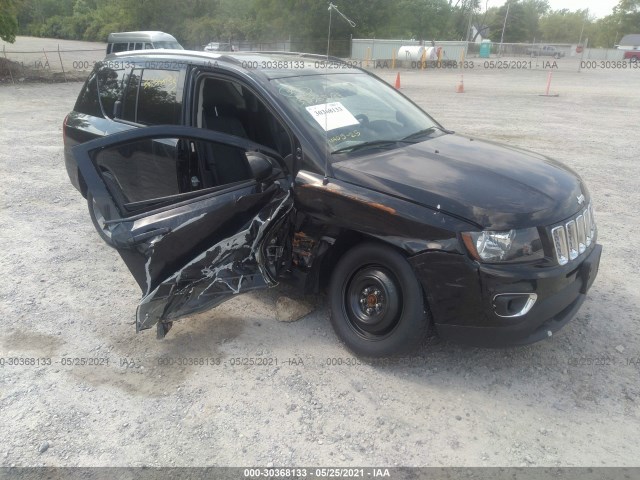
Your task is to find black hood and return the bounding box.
[332,134,589,230]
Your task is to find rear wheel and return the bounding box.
[328,243,430,357]
[87,193,114,247]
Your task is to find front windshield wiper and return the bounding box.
[331,139,415,154]
[401,125,454,141]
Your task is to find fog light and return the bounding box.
[493,293,538,318]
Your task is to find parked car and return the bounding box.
[106,31,183,55]
[204,42,233,52]
[615,34,640,61]
[526,45,565,58]
[62,51,601,356]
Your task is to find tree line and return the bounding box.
[1,0,638,51]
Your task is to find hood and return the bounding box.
[332,134,589,230]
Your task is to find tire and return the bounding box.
[328,242,430,357]
[87,192,115,247]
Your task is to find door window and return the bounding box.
[137,69,181,125]
[91,135,254,214]
[118,69,182,125]
[197,77,292,158]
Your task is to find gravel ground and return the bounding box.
[1,58,639,469]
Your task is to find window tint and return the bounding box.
[97,67,127,118]
[121,69,141,122]
[74,70,103,117]
[112,43,128,53]
[137,69,181,125]
[94,138,181,206]
[92,136,252,212]
[199,77,291,157]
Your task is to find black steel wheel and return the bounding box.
[329,243,430,357]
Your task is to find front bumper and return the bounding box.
[409,243,602,348]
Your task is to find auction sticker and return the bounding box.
[305,102,359,131]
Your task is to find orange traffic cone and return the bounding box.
[456,75,464,93]
[395,72,401,89]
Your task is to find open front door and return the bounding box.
[74,126,294,337]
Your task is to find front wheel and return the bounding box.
[328,243,430,357]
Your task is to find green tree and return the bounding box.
[521,0,549,41]
[1,0,22,42]
[539,9,593,44]
[489,1,530,43]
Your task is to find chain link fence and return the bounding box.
[1,45,105,83]
[0,37,631,84]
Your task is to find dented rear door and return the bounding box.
[74,126,293,336]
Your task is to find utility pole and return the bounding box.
[499,0,511,57]
[466,0,474,43]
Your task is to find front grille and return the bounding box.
[551,203,596,265]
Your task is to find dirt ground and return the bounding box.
[1,49,639,469]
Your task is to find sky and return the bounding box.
[485,0,619,19]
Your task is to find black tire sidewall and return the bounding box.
[328,243,428,357]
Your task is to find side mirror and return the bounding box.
[246,152,273,183]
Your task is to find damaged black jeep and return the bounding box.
[63,51,601,357]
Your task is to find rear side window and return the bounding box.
[137,69,181,125]
[121,69,141,122]
[74,69,102,117]
[116,69,182,125]
[97,67,128,118]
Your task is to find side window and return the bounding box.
[121,69,141,122]
[144,43,153,49]
[112,43,128,53]
[137,69,181,125]
[94,138,182,208]
[74,69,102,117]
[198,77,292,158]
[92,136,253,213]
[134,42,142,50]
[97,67,127,118]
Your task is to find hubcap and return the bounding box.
[344,266,402,338]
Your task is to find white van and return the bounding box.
[106,31,183,55]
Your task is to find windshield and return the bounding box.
[272,73,439,156]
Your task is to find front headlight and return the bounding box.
[461,228,543,263]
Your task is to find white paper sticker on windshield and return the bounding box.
[305,102,359,131]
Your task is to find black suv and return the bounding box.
[63,50,601,357]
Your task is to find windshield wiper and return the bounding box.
[401,125,454,141]
[331,139,415,154]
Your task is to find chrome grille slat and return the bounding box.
[551,203,596,265]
